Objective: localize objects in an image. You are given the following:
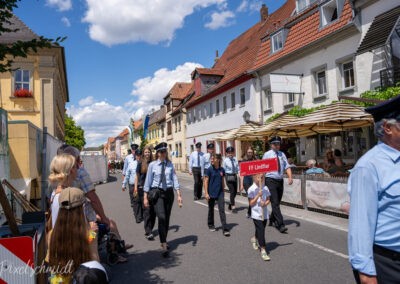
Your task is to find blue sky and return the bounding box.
[15,0,286,146]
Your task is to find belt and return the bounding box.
[151,187,173,191]
[266,177,283,181]
[373,244,400,261]
[226,173,237,176]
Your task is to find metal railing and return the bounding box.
[380,66,400,87]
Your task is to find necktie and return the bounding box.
[276,151,281,174]
[197,152,200,167]
[160,161,166,189]
[230,158,236,174]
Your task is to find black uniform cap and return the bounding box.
[365,94,400,122]
[195,142,202,148]
[207,143,215,149]
[269,136,282,144]
[135,149,142,155]
[130,143,139,150]
[155,142,168,152]
[226,146,234,153]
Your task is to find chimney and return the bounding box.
[260,4,268,22]
[214,50,219,63]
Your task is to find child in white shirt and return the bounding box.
[247,173,271,261]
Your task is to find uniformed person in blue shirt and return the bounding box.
[348,95,400,284]
[123,143,139,176]
[262,136,293,233]
[203,143,215,175]
[143,142,182,257]
[223,146,240,211]
[189,142,204,200]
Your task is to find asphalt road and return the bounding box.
[96,173,353,284]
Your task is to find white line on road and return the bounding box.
[296,238,348,259]
[194,200,232,215]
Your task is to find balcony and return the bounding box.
[380,66,400,87]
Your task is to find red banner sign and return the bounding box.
[239,158,278,176]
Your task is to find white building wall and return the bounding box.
[185,79,261,157]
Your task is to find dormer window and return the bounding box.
[320,0,344,27]
[271,30,286,53]
[296,0,317,13]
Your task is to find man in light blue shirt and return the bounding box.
[348,95,400,284]
[123,143,139,176]
[203,143,215,174]
[223,146,240,211]
[189,142,204,200]
[262,136,293,233]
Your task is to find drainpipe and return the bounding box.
[255,71,264,124]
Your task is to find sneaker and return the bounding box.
[279,226,288,234]
[261,249,271,261]
[250,237,259,250]
[209,225,216,232]
[223,229,230,237]
[145,233,154,241]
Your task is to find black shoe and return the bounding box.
[228,204,232,210]
[209,225,216,232]
[269,220,275,227]
[223,229,230,237]
[145,233,154,241]
[279,226,288,233]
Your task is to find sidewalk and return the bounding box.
[177,172,348,233]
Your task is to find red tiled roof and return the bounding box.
[167,82,193,100]
[134,119,142,130]
[192,68,225,78]
[186,0,296,108]
[171,83,195,115]
[252,1,354,71]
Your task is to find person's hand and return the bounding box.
[189,172,193,175]
[205,194,210,201]
[89,221,98,232]
[177,195,183,207]
[288,177,293,185]
[144,197,149,208]
[359,273,377,284]
[133,189,138,198]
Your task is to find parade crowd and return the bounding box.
[44,95,400,284]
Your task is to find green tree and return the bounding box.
[0,0,66,73]
[65,115,85,150]
[138,128,148,150]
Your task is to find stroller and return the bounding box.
[97,222,127,265]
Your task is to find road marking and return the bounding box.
[295,238,348,259]
[194,200,232,215]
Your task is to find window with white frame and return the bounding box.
[216,99,220,115]
[321,0,338,27]
[197,107,201,121]
[263,89,273,112]
[209,102,213,117]
[271,31,284,53]
[285,93,295,106]
[203,105,207,119]
[296,0,317,13]
[342,61,355,89]
[174,118,177,132]
[316,70,327,96]
[230,92,235,109]
[14,69,32,96]
[178,115,181,131]
[240,88,246,106]
[223,96,227,113]
[179,143,182,157]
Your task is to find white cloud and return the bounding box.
[236,0,262,13]
[205,10,235,30]
[68,62,202,146]
[61,16,71,27]
[82,0,226,46]
[78,96,94,107]
[46,0,72,11]
[129,62,202,115]
[68,101,131,146]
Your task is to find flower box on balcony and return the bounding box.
[14,89,33,98]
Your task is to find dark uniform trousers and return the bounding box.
[244,183,252,216]
[226,174,238,206]
[192,167,203,199]
[143,197,156,235]
[253,219,267,248]
[208,193,227,230]
[265,177,284,227]
[154,188,174,243]
[129,184,144,223]
[353,245,400,284]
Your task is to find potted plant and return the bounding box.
[14,89,33,98]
